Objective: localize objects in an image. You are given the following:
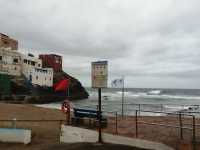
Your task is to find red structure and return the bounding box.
[53,79,70,92]
[39,54,62,72]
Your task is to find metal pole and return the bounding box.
[115,112,118,134]
[67,87,69,98]
[12,118,17,128]
[68,79,70,98]
[138,104,141,116]
[192,115,196,150]
[179,113,183,140]
[68,110,70,125]
[160,104,163,112]
[59,120,62,137]
[98,88,102,143]
[122,77,124,117]
[135,110,138,138]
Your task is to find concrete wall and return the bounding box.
[60,125,174,150]
[0,128,31,144]
[60,125,98,143]
[21,54,42,78]
[29,67,53,87]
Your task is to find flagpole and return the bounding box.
[67,79,70,98]
[122,76,125,117]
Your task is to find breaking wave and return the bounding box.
[147,90,162,95]
[109,90,200,100]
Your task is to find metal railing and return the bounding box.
[102,109,198,150]
[0,104,198,149]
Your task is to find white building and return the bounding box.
[21,54,42,78]
[0,47,54,87]
[0,47,21,76]
[28,67,53,87]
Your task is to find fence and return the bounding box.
[72,104,200,149]
[101,109,199,150]
[0,105,200,149]
[74,103,200,116]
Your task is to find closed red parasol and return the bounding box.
[54,79,70,92]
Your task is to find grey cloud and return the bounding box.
[0,0,200,88]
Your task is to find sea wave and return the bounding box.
[147,90,162,95]
[100,91,200,100]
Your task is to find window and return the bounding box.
[31,61,35,66]
[14,67,17,70]
[3,41,8,45]
[13,58,18,63]
[50,77,51,81]
[38,64,41,67]
[24,59,27,64]
[36,76,38,80]
[45,77,46,80]
[0,56,2,61]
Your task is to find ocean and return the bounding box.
[37,88,200,116]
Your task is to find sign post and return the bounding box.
[91,61,108,143]
[98,87,102,142]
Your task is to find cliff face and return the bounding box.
[0,71,89,104]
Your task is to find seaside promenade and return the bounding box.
[0,103,199,150]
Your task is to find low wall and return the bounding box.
[60,125,174,150]
[0,128,31,144]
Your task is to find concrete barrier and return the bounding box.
[0,128,31,144]
[60,125,98,143]
[60,125,174,150]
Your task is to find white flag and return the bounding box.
[111,78,124,88]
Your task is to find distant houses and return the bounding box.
[0,48,21,76]
[0,33,18,50]
[0,33,62,88]
[39,54,62,72]
[29,67,53,87]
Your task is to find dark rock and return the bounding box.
[53,71,89,100]
[1,70,89,103]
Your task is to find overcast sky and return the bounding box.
[1,0,200,89]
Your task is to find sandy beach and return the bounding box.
[0,103,199,150]
[104,115,200,150]
[0,103,149,150]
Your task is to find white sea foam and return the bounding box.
[147,90,162,95]
[163,105,190,112]
[100,90,200,100]
[36,88,200,117]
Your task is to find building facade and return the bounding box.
[0,33,18,50]
[28,67,53,87]
[21,54,42,78]
[0,47,21,76]
[39,54,62,72]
